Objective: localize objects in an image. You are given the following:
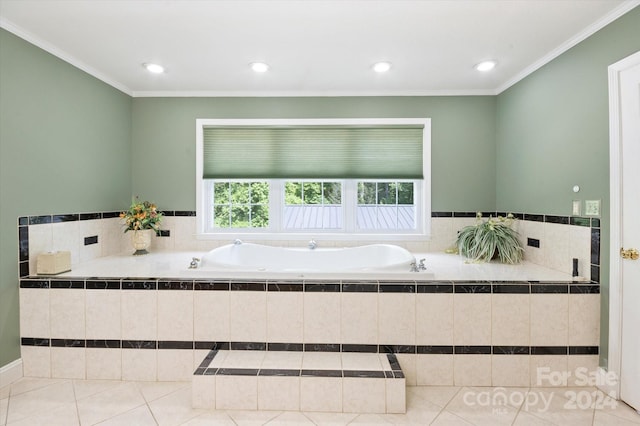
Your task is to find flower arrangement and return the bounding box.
[120,198,163,232]
[455,212,524,264]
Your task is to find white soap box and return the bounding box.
[37,251,71,275]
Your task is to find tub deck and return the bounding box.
[54,250,581,281]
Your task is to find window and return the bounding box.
[284,181,343,230]
[210,181,269,228]
[196,119,431,239]
[357,181,415,230]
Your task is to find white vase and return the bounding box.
[131,229,153,255]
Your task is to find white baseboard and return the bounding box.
[0,358,23,388]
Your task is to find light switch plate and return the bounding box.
[572,200,581,216]
[585,199,601,216]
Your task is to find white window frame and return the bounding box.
[196,118,431,241]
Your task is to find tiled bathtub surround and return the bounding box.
[19,276,600,387]
[19,210,600,280]
[192,350,406,413]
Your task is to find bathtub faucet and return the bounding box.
[189,257,201,269]
[409,261,419,272]
[418,258,427,271]
[308,239,317,250]
[234,239,243,245]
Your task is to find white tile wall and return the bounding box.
[229,291,267,342]
[267,292,303,343]
[378,294,415,345]
[50,289,84,339]
[569,294,600,347]
[26,212,596,279]
[121,291,158,341]
[303,293,341,344]
[85,290,120,340]
[341,293,377,345]
[19,288,50,338]
[530,294,569,347]
[453,294,491,345]
[193,291,230,342]
[157,291,193,341]
[492,294,530,346]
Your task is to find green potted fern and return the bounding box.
[455,212,524,264]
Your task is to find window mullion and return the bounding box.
[270,180,282,233]
[344,180,356,233]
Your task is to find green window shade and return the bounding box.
[203,127,424,179]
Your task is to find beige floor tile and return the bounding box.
[148,386,205,425]
[431,411,475,425]
[265,411,316,425]
[136,380,190,403]
[0,398,7,426]
[349,413,392,424]
[76,382,146,425]
[383,399,442,424]
[8,378,66,397]
[225,409,281,425]
[407,385,461,408]
[0,386,9,400]
[522,388,595,425]
[597,394,640,424]
[96,404,157,426]
[181,410,237,425]
[302,411,358,425]
[512,410,556,425]
[444,386,520,425]
[6,381,76,424]
[5,401,78,426]
[594,410,640,425]
[73,379,121,400]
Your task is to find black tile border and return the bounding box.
[20,337,600,358]
[20,277,600,293]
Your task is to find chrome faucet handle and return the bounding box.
[189,257,201,269]
[233,239,243,245]
[309,239,317,250]
[418,258,427,270]
[410,261,419,272]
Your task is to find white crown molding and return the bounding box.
[131,89,496,98]
[0,17,133,96]
[496,0,640,94]
[2,1,638,99]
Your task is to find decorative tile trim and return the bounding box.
[19,337,600,357]
[230,341,266,351]
[193,350,403,379]
[86,280,120,290]
[267,343,304,351]
[20,278,600,293]
[50,280,84,289]
[50,339,85,348]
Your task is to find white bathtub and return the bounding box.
[201,242,417,274]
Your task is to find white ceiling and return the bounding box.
[0,0,637,97]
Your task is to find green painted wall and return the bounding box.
[496,6,640,366]
[131,96,496,212]
[0,29,132,366]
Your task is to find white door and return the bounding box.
[610,50,640,411]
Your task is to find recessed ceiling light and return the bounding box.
[475,61,497,72]
[143,63,165,74]
[372,61,392,73]
[250,62,270,73]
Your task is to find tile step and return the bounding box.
[192,350,406,413]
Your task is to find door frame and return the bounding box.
[607,50,640,398]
